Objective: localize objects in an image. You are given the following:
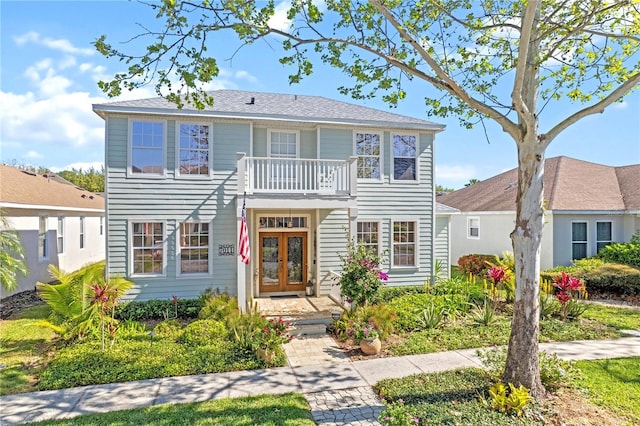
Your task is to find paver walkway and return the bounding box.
[1,335,639,425]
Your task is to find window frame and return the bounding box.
[57,216,65,254]
[128,119,167,178]
[353,130,383,181]
[391,219,418,268]
[175,121,213,179]
[596,220,613,253]
[356,220,382,257]
[99,216,104,236]
[177,221,212,277]
[129,221,167,277]
[79,216,85,249]
[39,215,48,261]
[391,132,419,182]
[267,129,300,159]
[467,216,480,239]
[571,220,588,260]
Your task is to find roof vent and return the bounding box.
[81,194,87,198]
[89,195,94,199]
[246,97,255,105]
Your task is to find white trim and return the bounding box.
[467,216,480,239]
[353,129,384,181]
[390,218,419,269]
[128,220,167,278]
[355,220,382,258]
[552,210,628,215]
[390,132,419,183]
[176,220,213,278]
[571,220,589,259]
[175,121,214,179]
[127,118,167,178]
[0,202,104,213]
[267,129,300,159]
[57,215,65,255]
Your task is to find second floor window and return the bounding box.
[57,216,65,254]
[393,134,417,181]
[39,216,48,259]
[355,132,381,179]
[131,121,164,175]
[180,223,210,274]
[178,124,210,176]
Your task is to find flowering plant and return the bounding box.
[379,399,419,426]
[338,240,388,308]
[552,272,585,320]
[251,317,293,351]
[346,320,379,344]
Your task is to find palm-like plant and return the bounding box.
[0,213,28,293]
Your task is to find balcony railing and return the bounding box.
[237,154,357,196]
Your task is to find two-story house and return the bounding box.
[92,90,447,309]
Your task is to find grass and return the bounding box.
[29,392,315,426]
[574,357,640,424]
[581,304,640,330]
[0,305,56,395]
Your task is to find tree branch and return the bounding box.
[511,0,539,132]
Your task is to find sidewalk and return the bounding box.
[1,336,639,425]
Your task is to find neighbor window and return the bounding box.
[355,132,381,179]
[79,216,85,249]
[131,121,164,175]
[357,221,379,255]
[572,221,588,260]
[39,216,48,259]
[393,134,417,181]
[596,221,612,253]
[467,217,480,239]
[393,221,416,267]
[57,216,65,254]
[132,222,164,275]
[100,216,104,236]
[178,123,210,176]
[180,222,210,274]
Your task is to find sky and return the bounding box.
[1,1,639,190]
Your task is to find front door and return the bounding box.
[259,232,307,293]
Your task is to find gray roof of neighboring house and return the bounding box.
[437,156,640,212]
[435,202,460,215]
[93,90,445,131]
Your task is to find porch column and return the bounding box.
[348,207,358,239]
[236,152,247,195]
[348,156,358,197]
[236,202,247,313]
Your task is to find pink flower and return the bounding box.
[487,266,507,284]
[379,271,389,281]
[556,291,571,304]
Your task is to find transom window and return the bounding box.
[57,216,64,254]
[131,121,164,175]
[132,222,164,275]
[596,221,612,253]
[39,216,48,259]
[393,134,417,181]
[393,221,416,267]
[178,123,210,176]
[357,221,379,255]
[355,132,381,179]
[180,223,209,274]
[258,216,307,229]
[572,222,588,260]
[468,217,480,239]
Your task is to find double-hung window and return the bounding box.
[467,217,480,239]
[572,221,588,260]
[178,123,211,176]
[268,130,299,186]
[393,221,416,267]
[179,222,210,274]
[355,132,381,179]
[132,222,164,275]
[79,216,85,249]
[596,221,612,253]
[392,134,417,181]
[131,121,164,175]
[357,221,379,255]
[39,216,48,259]
[57,216,65,254]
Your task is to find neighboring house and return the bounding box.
[438,156,640,270]
[0,166,106,298]
[92,90,447,308]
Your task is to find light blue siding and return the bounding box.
[317,209,349,295]
[434,216,450,276]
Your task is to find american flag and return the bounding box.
[238,199,250,264]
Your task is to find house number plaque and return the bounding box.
[218,244,235,256]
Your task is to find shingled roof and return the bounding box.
[0,165,104,211]
[437,156,640,212]
[93,89,445,131]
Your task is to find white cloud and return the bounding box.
[58,55,77,70]
[268,1,292,31]
[14,31,94,56]
[234,70,258,84]
[53,161,104,172]
[25,150,43,159]
[613,100,628,109]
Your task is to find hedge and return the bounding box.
[457,254,495,277]
[542,263,640,295]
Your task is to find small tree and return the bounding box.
[0,212,28,294]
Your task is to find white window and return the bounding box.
[100,216,104,236]
[596,221,612,253]
[467,217,480,239]
[179,222,210,274]
[572,221,588,260]
[177,123,211,176]
[393,221,416,267]
[39,216,48,259]
[130,121,164,175]
[132,222,164,275]
[268,130,298,159]
[79,216,85,249]
[57,216,65,254]
[392,134,417,181]
[357,221,380,255]
[355,132,382,179]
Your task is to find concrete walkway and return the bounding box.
[1,336,639,425]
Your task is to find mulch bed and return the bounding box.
[0,290,44,320]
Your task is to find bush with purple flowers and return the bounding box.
[338,240,388,309]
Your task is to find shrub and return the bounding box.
[179,319,228,346]
[376,285,425,303]
[353,304,397,338]
[227,311,269,351]
[579,263,640,295]
[115,298,202,321]
[388,294,443,331]
[199,292,238,320]
[338,240,388,308]
[153,319,183,339]
[457,254,495,277]
[485,382,531,416]
[597,242,640,267]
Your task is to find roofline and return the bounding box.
[0,202,104,213]
[91,105,446,132]
[550,209,633,215]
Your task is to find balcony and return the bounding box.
[238,154,357,197]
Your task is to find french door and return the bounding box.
[259,232,307,293]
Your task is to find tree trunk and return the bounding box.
[503,140,546,398]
